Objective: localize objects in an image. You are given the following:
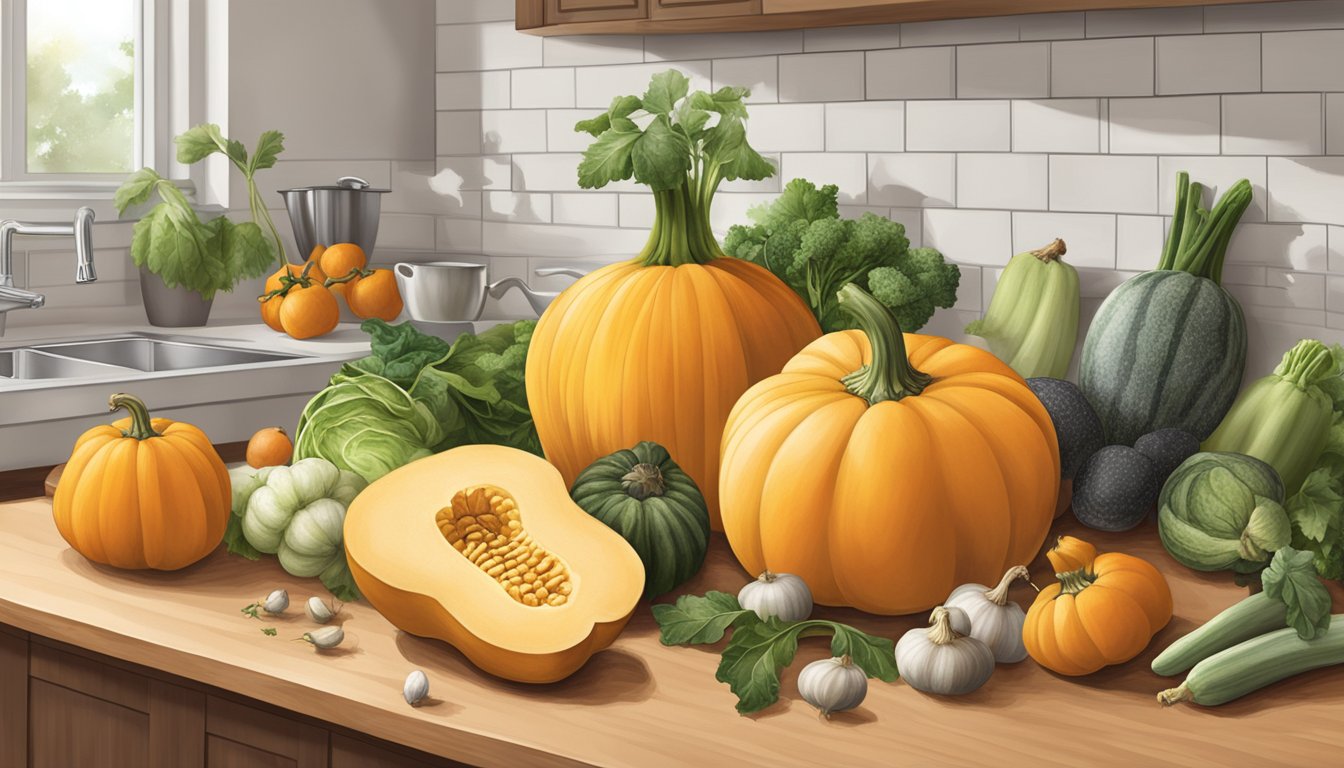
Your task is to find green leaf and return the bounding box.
[223,512,262,559]
[830,625,900,683]
[248,130,285,173]
[175,123,223,164]
[114,167,163,214]
[631,116,693,191]
[608,94,643,120]
[1289,467,1344,542]
[690,87,750,120]
[1262,546,1333,639]
[715,618,803,714]
[703,117,774,182]
[651,591,758,645]
[641,70,690,115]
[575,112,612,137]
[341,319,453,389]
[219,219,274,282]
[576,126,641,189]
[673,98,712,140]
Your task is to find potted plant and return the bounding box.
[114,124,288,327]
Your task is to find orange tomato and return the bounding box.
[260,294,285,332]
[347,268,404,321]
[319,243,368,299]
[278,282,340,339]
[246,427,293,468]
[265,262,327,294]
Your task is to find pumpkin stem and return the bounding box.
[1056,568,1096,596]
[108,393,160,440]
[638,185,723,267]
[984,565,1031,606]
[621,463,667,500]
[1030,238,1067,263]
[926,606,962,646]
[837,283,932,405]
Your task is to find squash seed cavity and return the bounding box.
[436,486,573,607]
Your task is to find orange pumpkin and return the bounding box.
[246,426,293,468]
[1047,535,1098,574]
[53,394,230,571]
[718,284,1059,615]
[526,257,820,528]
[1023,537,1173,676]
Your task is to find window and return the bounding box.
[1,0,162,187]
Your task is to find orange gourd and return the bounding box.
[246,426,293,468]
[526,255,819,529]
[718,284,1059,615]
[260,261,339,340]
[318,243,367,301]
[52,393,230,571]
[1023,537,1173,676]
[1047,535,1098,574]
[329,267,403,321]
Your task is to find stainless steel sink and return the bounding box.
[0,348,131,380]
[34,337,301,372]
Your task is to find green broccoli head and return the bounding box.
[866,248,961,334]
[722,223,766,264]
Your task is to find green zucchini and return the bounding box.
[1157,616,1344,707]
[1151,592,1288,676]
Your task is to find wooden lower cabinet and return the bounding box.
[0,628,461,768]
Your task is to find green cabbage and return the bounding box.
[1158,452,1290,574]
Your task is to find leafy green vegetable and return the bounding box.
[653,591,898,714]
[114,125,287,299]
[342,319,451,389]
[1261,547,1333,640]
[723,178,959,332]
[574,69,774,268]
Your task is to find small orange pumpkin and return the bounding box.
[53,394,230,571]
[246,426,293,468]
[1023,537,1173,676]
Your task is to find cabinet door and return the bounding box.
[27,642,205,768]
[206,695,328,768]
[0,628,27,768]
[545,0,648,24]
[652,0,760,19]
[331,733,468,768]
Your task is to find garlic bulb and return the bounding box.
[263,589,289,615]
[306,596,336,624]
[403,670,429,707]
[301,626,344,650]
[738,571,813,623]
[895,606,995,696]
[797,655,867,717]
[944,565,1031,663]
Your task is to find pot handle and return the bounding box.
[534,267,588,279]
[337,176,371,190]
[488,277,556,316]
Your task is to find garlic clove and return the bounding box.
[797,655,867,717]
[306,596,335,624]
[302,626,344,650]
[404,670,430,707]
[263,589,289,615]
[737,571,814,623]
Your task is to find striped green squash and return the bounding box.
[1080,271,1246,446]
[569,441,709,598]
[1079,173,1253,446]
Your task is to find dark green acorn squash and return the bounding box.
[570,441,709,598]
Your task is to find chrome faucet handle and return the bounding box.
[74,207,96,283]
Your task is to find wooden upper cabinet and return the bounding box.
[652,0,761,20]
[543,0,648,24]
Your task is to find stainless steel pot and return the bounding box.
[278,176,389,258]
[395,262,586,321]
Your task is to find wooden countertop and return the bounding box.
[1,496,1342,767]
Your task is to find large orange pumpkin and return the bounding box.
[526,257,820,528]
[719,284,1059,615]
[53,393,230,570]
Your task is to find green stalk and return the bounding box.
[836,283,932,404]
[108,393,160,440]
[1159,172,1189,271]
[1160,176,1253,285]
[638,173,723,267]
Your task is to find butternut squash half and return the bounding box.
[344,445,644,683]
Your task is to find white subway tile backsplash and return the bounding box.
[543,36,644,67]
[512,153,584,192]
[1156,35,1261,95]
[957,154,1048,210]
[952,264,983,312]
[907,101,1010,151]
[484,191,552,224]
[552,193,618,227]
[1051,155,1158,214]
[866,48,955,100]
[1116,215,1165,271]
[575,62,712,108]
[868,154,956,208]
[511,68,575,109]
[1329,275,1344,311]
[1328,95,1344,155]
[825,102,904,151]
[712,193,779,232]
[482,221,649,258]
[1263,31,1344,92]
[1222,265,1268,287]
[1019,13,1086,41]
[1223,94,1323,155]
[803,24,900,53]
[901,17,1019,47]
[1012,99,1101,153]
[1109,96,1220,155]
[743,104,825,151]
[1205,1,1344,33]
[957,43,1048,99]
[1052,38,1155,97]
[438,22,541,72]
[547,110,597,152]
[1226,222,1329,271]
[1268,268,1327,309]
[1012,212,1116,269]
[481,110,547,153]
[1269,157,1344,225]
[888,208,923,245]
[436,155,512,191]
[1084,8,1203,38]
[619,194,656,229]
[1157,156,1268,222]
[437,111,482,155]
[644,31,803,62]
[438,71,510,110]
[713,57,779,103]
[388,160,466,216]
[922,209,1013,265]
[436,217,483,253]
[782,153,868,204]
[436,0,512,24]
[1332,226,1344,272]
[780,52,865,102]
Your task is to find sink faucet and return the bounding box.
[0,207,97,334]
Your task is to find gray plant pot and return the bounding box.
[138,268,214,327]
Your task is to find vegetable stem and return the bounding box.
[926,606,960,646]
[1030,238,1068,263]
[108,393,160,441]
[1159,175,1253,284]
[836,283,932,405]
[1057,568,1096,596]
[984,565,1031,606]
[638,183,723,267]
[621,463,667,500]
[1157,683,1192,706]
